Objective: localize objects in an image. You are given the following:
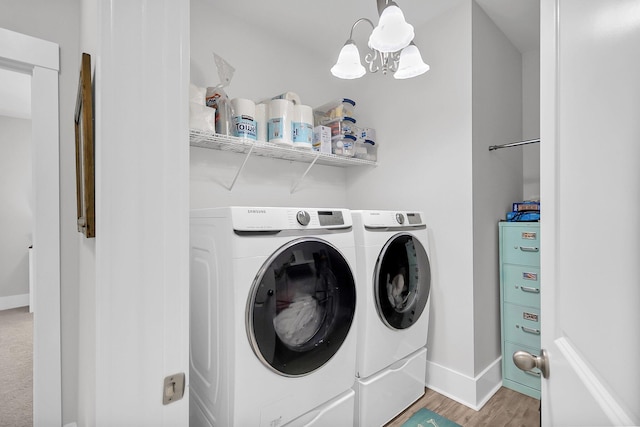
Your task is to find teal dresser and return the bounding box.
[499,222,541,399]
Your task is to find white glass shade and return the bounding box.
[394,44,430,79]
[368,4,414,53]
[331,42,366,79]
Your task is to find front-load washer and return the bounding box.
[352,210,432,427]
[189,207,358,427]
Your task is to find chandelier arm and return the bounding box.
[348,18,376,40]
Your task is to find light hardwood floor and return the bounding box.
[386,387,540,427]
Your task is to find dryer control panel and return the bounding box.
[357,210,426,229]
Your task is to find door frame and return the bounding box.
[0,27,61,425]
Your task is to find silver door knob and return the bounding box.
[513,349,550,379]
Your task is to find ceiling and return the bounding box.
[475,0,540,53]
[213,0,540,56]
[0,1,539,119]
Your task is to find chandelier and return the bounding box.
[331,0,430,80]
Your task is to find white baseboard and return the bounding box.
[0,293,29,311]
[426,356,502,411]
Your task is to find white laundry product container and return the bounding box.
[255,102,268,142]
[230,98,257,140]
[292,105,314,149]
[268,99,294,145]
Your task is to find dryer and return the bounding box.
[352,210,432,427]
[189,207,358,427]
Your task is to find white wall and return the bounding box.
[0,116,32,302]
[189,0,517,409]
[75,0,193,425]
[346,1,523,408]
[346,0,481,403]
[88,0,190,425]
[522,49,541,200]
[471,0,522,390]
[76,0,97,424]
[0,2,80,423]
[0,0,535,424]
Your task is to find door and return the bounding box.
[539,0,640,425]
[374,233,430,330]
[248,238,356,376]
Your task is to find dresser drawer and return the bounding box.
[503,264,540,308]
[503,303,541,349]
[503,341,541,392]
[500,225,540,266]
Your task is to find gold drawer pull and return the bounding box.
[522,326,541,335]
[519,246,539,252]
[520,286,540,294]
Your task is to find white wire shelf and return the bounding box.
[189,129,377,167]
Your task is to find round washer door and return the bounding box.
[247,237,356,377]
[374,233,431,330]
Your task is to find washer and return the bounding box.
[352,210,432,427]
[189,207,358,427]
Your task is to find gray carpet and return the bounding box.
[0,306,33,427]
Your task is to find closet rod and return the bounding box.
[488,138,540,151]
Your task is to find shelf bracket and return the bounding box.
[227,144,255,190]
[290,153,320,194]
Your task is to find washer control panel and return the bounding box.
[229,207,352,231]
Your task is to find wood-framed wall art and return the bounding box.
[75,52,95,237]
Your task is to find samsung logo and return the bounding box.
[247,209,267,214]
